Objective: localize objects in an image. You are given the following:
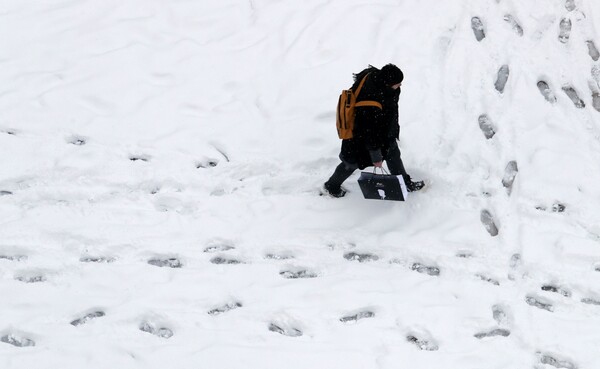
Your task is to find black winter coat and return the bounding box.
[340,67,401,169]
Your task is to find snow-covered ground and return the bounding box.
[2,0,600,368]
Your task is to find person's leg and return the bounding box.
[385,140,408,176]
[384,140,424,192]
[324,140,360,197]
[325,160,357,191]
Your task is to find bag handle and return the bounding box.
[372,166,390,175]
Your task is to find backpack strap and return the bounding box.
[355,101,383,109]
[354,73,371,95]
[354,73,383,110]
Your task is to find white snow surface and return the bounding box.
[2,0,600,368]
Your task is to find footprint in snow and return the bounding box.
[343,252,379,263]
[581,297,600,306]
[474,328,510,339]
[588,41,600,61]
[129,154,150,162]
[565,0,576,11]
[71,311,105,326]
[1,334,35,347]
[15,274,46,283]
[495,65,510,94]
[553,203,567,212]
[535,203,566,213]
[509,254,522,277]
[0,254,27,261]
[478,114,496,139]
[148,257,182,268]
[562,85,585,108]
[268,323,303,337]
[210,256,243,265]
[476,274,500,286]
[264,253,294,260]
[66,135,86,146]
[492,305,510,326]
[80,256,116,263]
[339,311,375,324]
[537,81,557,104]
[411,262,440,276]
[406,334,438,351]
[139,321,173,339]
[208,302,242,316]
[593,92,600,112]
[480,209,499,237]
[541,285,571,297]
[204,243,235,253]
[0,190,13,196]
[196,159,219,169]
[1,128,17,135]
[539,353,577,369]
[327,242,357,252]
[503,14,523,36]
[559,18,572,44]
[525,295,554,312]
[502,161,518,195]
[279,269,318,279]
[471,17,485,42]
[593,65,600,85]
[456,250,474,258]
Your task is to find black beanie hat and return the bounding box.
[380,64,404,86]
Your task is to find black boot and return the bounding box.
[322,161,356,198]
[322,182,347,198]
[403,175,425,192]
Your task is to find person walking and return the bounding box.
[323,64,424,198]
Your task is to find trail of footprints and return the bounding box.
[2,241,600,354]
[0,130,232,198]
[0,241,530,348]
[0,131,236,204]
[470,4,600,113]
[468,2,599,366]
[473,0,599,234]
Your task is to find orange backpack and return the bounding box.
[335,73,383,139]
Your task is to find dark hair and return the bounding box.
[351,64,403,90]
[352,65,378,83]
[379,64,403,86]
